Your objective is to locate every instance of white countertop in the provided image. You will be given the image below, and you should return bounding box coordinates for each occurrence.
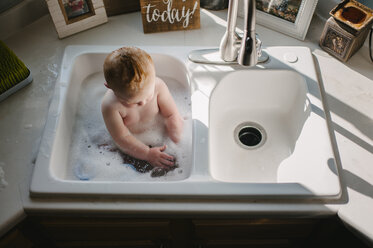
[0,9,372,244]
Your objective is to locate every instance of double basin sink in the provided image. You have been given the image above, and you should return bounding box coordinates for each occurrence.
[30,46,341,199]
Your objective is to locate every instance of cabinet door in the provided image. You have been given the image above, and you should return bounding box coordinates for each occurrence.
[192,218,318,247]
[31,217,172,248]
[193,239,291,248]
[0,228,33,248]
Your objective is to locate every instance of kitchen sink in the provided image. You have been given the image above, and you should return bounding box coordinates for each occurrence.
[30,46,340,199]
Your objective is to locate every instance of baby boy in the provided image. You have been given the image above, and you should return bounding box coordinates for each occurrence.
[101,47,183,168]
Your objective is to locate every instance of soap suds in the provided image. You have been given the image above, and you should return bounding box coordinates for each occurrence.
[66,72,192,181]
[0,163,8,191]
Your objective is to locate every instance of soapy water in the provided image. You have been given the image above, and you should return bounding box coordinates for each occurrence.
[66,72,192,181]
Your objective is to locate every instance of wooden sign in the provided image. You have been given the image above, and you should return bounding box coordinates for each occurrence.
[139,0,200,33]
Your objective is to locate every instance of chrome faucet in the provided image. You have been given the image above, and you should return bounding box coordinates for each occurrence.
[220,0,261,66]
[188,0,268,65]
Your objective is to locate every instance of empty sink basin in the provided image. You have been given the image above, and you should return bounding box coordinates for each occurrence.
[209,68,341,197]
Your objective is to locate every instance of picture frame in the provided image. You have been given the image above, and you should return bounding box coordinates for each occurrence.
[239,0,318,40]
[46,0,108,38]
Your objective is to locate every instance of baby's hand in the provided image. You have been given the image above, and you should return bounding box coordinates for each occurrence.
[146,145,175,168]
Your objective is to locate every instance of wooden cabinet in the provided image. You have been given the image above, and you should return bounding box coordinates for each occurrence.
[23,217,172,248]
[0,216,369,248]
[191,218,317,248]
[0,228,33,248]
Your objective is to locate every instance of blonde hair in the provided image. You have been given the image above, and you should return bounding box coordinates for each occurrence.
[103,47,153,97]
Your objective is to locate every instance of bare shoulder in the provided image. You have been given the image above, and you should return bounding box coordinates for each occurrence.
[101,90,115,110]
[101,90,125,116]
[155,77,169,94]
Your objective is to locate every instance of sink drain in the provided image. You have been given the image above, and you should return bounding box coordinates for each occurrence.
[234,122,266,149]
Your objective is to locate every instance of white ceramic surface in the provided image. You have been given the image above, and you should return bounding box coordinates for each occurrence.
[209,69,341,197]
[210,70,310,182]
[30,45,341,199]
[49,52,192,182]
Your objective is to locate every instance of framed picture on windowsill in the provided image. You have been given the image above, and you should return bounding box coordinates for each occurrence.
[239,0,318,40]
[46,0,108,39]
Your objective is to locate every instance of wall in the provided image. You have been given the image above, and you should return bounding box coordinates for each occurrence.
[0,0,48,40]
[315,0,340,21]
[0,0,25,13]
[0,0,372,41]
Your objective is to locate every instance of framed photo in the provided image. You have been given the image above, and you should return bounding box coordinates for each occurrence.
[46,0,108,38]
[239,0,318,40]
[59,0,95,24]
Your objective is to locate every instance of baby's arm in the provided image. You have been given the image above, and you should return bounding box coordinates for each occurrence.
[157,79,184,143]
[101,101,174,168]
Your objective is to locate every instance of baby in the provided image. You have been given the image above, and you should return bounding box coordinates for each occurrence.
[101,47,183,168]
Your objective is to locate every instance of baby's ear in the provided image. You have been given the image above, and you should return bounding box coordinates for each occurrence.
[104,82,110,89]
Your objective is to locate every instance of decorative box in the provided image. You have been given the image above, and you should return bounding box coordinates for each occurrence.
[319,0,373,62]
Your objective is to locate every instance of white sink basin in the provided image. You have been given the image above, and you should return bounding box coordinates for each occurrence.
[210,69,310,182]
[208,48,341,197]
[30,46,340,199]
[31,46,195,197]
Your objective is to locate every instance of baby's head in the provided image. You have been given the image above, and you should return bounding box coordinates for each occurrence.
[103,47,155,106]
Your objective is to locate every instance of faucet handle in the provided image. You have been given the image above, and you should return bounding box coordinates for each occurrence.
[255,34,262,58]
[255,34,270,63]
[220,30,241,62]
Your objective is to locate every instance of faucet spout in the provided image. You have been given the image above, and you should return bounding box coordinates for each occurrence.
[238,0,258,66]
[188,0,268,66]
[220,0,260,66]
